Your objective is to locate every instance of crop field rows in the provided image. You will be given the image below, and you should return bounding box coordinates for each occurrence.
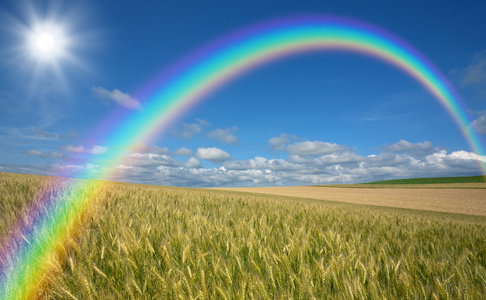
[0,172,485,299]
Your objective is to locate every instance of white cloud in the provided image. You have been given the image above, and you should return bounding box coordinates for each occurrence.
[91,86,142,110]
[288,154,314,164]
[7,138,485,188]
[129,144,193,156]
[317,151,364,165]
[288,152,364,166]
[382,139,438,156]
[268,133,303,151]
[144,146,482,187]
[126,153,178,167]
[207,127,239,145]
[287,141,349,156]
[204,140,484,186]
[224,157,299,171]
[174,147,193,156]
[196,147,231,162]
[153,166,279,187]
[61,144,107,155]
[425,150,486,165]
[366,152,413,168]
[185,157,202,168]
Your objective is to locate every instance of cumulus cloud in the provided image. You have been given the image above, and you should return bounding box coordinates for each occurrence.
[382,139,439,156]
[222,149,484,186]
[316,151,364,165]
[153,166,279,187]
[224,157,299,171]
[268,133,303,151]
[287,154,315,164]
[269,136,350,157]
[287,141,349,156]
[91,86,142,110]
[129,144,193,156]
[144,147,482,187]
[425,150,486,166]
[61,144,108,155]
[288,150,363,169]
[126,153,178,167]
[207,139,484,186]
[174,147,193,156]
[207,127,239,145]
[185,157,202,168]
[196,147,231,162]
[6,138,485,188]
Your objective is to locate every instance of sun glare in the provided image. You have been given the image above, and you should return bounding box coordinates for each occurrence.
[6,0,96,89]
[27,22,68,62]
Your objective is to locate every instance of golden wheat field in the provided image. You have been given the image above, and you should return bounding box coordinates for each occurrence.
[0,172,485,299]
[213,184,486,216]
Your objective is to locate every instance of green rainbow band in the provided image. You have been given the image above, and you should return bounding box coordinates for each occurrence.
[1,16,484,299]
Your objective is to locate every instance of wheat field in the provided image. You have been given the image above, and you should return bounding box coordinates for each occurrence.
[214,185,486,216]
[0,172,485,299]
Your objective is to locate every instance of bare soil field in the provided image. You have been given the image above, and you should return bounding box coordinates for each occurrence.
[321,182,486,189]
[213,185,486,216]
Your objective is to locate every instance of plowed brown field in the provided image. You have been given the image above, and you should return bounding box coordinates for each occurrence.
[214,185,486,216]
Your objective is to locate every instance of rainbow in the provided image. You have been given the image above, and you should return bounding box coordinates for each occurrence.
[1,15,485,299]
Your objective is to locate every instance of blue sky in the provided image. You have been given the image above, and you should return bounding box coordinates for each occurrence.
[0,0,485,187]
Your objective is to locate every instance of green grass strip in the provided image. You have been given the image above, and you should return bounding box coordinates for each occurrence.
[363,175,485,185]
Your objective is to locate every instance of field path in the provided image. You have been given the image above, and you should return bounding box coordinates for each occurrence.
[213,186,486,216]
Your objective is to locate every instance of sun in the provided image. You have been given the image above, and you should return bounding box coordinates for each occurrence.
[3,0,98,89]
[27,22,69,63]
[2,1,96,92]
